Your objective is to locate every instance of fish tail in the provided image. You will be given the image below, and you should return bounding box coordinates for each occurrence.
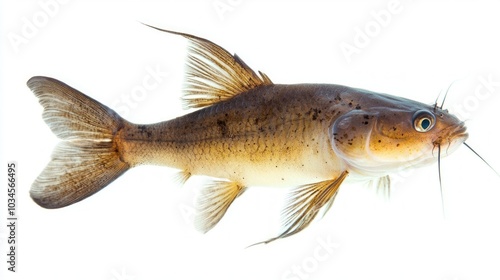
[28,76,130,208]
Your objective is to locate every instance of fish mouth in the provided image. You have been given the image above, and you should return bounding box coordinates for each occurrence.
[434,122,468,155]
[448,122,468,143]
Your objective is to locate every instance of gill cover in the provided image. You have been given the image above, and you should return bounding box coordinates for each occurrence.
[330,108,438,176]
[330,110,377,168]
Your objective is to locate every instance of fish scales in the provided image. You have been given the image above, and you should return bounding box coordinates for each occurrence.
[118,84,348,187]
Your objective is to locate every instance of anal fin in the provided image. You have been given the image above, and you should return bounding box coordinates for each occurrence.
[194,180,245,233]
[253,171,349,245]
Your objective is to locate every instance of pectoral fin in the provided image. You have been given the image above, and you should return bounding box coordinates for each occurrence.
[368,175,391,199]
[194,181,245,233]
[253,171,348,245]
[376,175,391,199]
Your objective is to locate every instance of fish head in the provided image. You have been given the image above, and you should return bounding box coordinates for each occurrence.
[330,93,468,177]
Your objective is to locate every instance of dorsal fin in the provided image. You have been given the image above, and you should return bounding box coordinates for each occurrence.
[143,24,273,109]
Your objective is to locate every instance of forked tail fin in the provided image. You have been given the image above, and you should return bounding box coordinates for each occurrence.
[28,76,130,208]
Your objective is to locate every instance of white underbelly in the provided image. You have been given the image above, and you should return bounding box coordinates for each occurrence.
[191,152,345,188]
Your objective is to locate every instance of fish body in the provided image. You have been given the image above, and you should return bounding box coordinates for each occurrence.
[120,84,346,187]
[119,83,465,185]
[29,27,468,242]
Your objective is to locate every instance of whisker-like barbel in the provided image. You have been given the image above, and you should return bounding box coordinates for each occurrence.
[437,144,446,218]
[463,142,500,178]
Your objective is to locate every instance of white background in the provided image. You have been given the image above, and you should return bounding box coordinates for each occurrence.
[1,1,500,280]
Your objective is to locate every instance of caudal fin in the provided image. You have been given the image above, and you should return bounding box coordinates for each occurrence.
[28,76,130,208]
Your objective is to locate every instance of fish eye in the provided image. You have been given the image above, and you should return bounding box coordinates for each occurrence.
[412,110,435,132]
